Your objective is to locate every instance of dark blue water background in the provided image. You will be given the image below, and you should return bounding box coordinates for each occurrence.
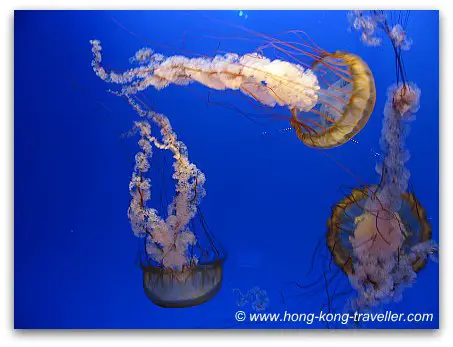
[14,10,439,329]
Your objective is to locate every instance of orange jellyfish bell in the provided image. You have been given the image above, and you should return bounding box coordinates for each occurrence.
[326,186,432,276]
[325,185,436,310]
[290,51,376,149]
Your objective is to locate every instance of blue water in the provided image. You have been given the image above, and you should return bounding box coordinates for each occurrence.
[14,10,439,329]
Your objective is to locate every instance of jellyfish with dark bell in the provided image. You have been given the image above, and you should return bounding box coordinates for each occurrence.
[127,96,226,308]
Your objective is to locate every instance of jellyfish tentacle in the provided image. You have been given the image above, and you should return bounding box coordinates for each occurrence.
[127,95,206,271]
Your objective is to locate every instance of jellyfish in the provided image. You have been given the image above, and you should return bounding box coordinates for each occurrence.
[348,10,413,85]
[347,10,385,47]
[127,95,225,308]
[327,185,436,310]
[290,51,375,148]
[233,286,269,312]
[324,11,437,311]
[90,32,375,148]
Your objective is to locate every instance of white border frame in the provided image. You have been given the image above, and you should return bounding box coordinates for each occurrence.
[2,1,451,345]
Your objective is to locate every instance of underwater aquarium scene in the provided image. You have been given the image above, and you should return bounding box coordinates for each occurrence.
[14,10,439,329]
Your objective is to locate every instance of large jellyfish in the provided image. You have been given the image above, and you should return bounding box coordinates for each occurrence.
[90,31,375,148]
[327,185,435,310]
[326,11,437,311]
[127,95,225,308]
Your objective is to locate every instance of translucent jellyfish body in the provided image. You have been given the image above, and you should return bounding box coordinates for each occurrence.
[327,186,435,310]
[347,10,384,47]
[391,82,420,117]
[377,83,420,211]
[290,51,376,148]
[348,11,413,51]
[128,97,225,308]
[233,286,269,312]
[143,260,223,308]
[90,39,375,149]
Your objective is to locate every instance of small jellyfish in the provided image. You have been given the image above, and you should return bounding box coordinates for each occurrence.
[389,24,413,51]
[347,10,385,47]
[348,10,413,52]
[233,288,251,308]
[348,10,414,86]
[233,286,269,312]
[251,287,270,312]
[391,82,420,117]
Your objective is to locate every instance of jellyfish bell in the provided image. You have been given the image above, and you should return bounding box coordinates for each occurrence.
[351,197,404,258]
[327,186,433,274]
[142,253,225,308]
[327,185,434,309]
[290,51,376,148]
[140,208,226,308]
